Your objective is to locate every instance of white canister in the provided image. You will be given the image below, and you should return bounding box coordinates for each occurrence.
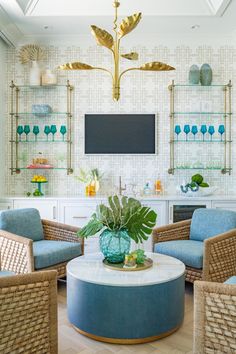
[29,61,41,86]
[41,69,57,85]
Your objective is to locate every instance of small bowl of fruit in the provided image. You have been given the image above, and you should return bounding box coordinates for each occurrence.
[31,175,48,196]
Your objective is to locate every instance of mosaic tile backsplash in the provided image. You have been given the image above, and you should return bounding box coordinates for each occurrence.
[4,43,236,196]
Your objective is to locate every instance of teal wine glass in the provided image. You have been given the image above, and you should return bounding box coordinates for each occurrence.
[200,125,207,141]
[208,125,215,141]
[183,124,190,141]
[191,125,198,140]
[218,125,225,141]
[44,125,51,141]
[23,125,30,141]
[174,125,181,141]
[60,125,67,141]
[50,125,57,141]
[33,126,40,141]
[17,125,24,141]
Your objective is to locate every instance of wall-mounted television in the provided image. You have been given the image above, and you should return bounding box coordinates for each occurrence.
[85,114,156,154]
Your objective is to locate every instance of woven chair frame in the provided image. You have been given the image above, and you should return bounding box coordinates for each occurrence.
[0,270,58,354]
[0,219,84,278]
[152,220,236,283]
[194,280,236,354]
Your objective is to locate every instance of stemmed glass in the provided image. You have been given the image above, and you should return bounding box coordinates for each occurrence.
[183,124,190,141]
[200,125,207,141]
[17,125,24,141]
[218,125,225,141]
[208,126,215,141]
[51,125,57,141]
[60,125,67,141]
[33,126,40,141]
[23,125,30,141]
[44,125,51,141]
[191,125,198,140]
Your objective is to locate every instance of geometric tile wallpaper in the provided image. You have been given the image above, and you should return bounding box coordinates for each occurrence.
[3,42,236,196]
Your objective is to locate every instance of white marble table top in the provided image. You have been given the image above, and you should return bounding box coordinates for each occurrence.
[67,252,185,287]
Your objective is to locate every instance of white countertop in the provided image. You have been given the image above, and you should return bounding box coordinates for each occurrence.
[1,194,236,201]
[66,252,185,287]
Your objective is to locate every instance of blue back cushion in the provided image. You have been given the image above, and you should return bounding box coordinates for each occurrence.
[190,208,236,242]
[0,208,44,241]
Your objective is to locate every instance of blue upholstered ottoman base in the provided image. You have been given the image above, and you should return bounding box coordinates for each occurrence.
[67,274,185,344]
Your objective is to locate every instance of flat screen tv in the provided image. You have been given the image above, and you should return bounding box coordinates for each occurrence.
[85,114,156,154]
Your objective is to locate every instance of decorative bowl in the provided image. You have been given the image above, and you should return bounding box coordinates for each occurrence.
[178,186,217,197]
[32,104,52,116]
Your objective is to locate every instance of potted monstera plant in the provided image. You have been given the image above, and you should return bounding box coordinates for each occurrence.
[78,195,157,264]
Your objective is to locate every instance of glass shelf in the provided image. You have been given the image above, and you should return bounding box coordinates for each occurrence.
[174,84,228,87]
[173,112,231,115]
[12,112,68,115]
[17,167,68,170]
[13,140,68,143]
[175,167,229,170]
[172,139,232,143]
[15,85,67,88]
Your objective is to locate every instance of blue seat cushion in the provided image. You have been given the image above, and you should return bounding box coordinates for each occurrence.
[33,240,82,269]
[190,208,236,242]
[0,270,15,277]
[0,208,44,241]
[224,276,236,285]
[154,240,203,269]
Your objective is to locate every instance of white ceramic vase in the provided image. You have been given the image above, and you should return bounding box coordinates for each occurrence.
[29,61,41,86]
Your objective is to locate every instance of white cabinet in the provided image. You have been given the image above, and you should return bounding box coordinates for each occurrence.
[59,200,102,254]
[212,201,236,212]
[13,199,58,221]
[0,202,12,211]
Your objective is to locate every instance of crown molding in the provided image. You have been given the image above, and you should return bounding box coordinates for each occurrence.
[205,0,231,16]
[0,5,23,46]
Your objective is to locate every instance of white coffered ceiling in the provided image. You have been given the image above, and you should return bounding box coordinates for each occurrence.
[0,0,235,45]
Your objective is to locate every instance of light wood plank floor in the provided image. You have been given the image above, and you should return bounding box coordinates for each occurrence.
[58,282,193,354]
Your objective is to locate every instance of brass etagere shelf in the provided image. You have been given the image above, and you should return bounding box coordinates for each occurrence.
[10,80,74,175]
[168,80,232,175]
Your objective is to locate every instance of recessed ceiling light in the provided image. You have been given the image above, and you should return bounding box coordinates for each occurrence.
[191,24,200,30]
[44,25,53,30]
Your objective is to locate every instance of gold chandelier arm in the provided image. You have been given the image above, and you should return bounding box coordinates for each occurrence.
[93,67,114,80]
[119,67,139,82]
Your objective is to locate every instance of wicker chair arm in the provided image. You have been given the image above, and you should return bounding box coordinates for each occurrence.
[0,230,34,273]
[42,219,84,254]
[193,280,236,354]
[152,219,191,251]
[203,229,236,282]
[0,270,58,354]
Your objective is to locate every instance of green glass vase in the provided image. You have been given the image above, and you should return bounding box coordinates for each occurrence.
[99,229,131,263]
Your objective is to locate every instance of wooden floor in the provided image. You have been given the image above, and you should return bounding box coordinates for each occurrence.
[58,282,194,354]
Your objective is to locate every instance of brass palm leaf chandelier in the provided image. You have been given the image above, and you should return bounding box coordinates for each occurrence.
[58,0,175,101]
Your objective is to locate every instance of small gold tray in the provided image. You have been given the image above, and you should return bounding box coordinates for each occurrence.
[103,258,153,271]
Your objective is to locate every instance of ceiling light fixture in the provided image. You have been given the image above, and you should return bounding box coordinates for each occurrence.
[58,0,175,101]
[191,24,200,30]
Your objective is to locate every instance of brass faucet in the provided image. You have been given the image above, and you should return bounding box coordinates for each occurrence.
[119,176,126,196]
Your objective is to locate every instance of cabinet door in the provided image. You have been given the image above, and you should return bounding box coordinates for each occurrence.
[0,202,12,211]
[13,200,58,221]
[212,201,236,212]
[133,201,167,252]
[59,201,101,254]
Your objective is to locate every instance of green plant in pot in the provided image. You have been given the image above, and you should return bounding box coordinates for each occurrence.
[78,195,157,263]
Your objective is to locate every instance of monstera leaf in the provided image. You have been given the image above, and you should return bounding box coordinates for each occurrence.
[139,61,175,71]
[58,62,94,70]
[121,52,139,60]
[119,12,142,38]
[77,195,157,243]
[78,214,103,238]
[91,25,114,50]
